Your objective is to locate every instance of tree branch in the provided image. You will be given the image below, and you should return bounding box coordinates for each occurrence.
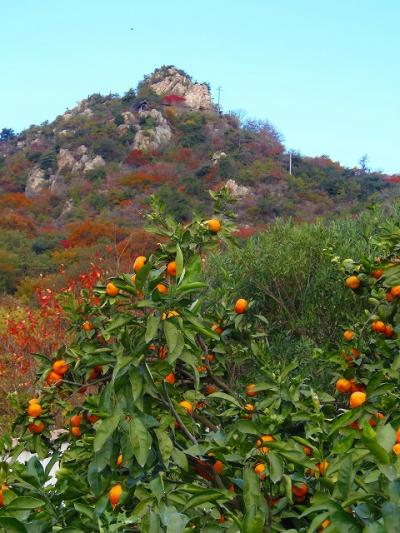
[162,383,198,445]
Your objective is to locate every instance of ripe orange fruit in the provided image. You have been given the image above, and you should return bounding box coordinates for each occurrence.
[158,346,168,360]
[234,298,248,314]
[336,378,352,393]
[52,360,69,375]
[396,427,400,443]
[246,383,257,397]
[204,384,217,395]
[207,219,221,233]
[292,483,308,500]
[373,269,383,279]
[317,460,329,476]
[165,372,175,385]
[167,261,177,276]
[369,412,385,427]
[387,291,394,302]
[87,414,99,424]
[117,454,123,466]
[82,321,93,331]
[392,443,400,455]
[254,463,266,479]
[28,421,45,434]
[106,282,119,296]
[46,371,62,386]
[205,353,216,362]
[349,421,360,430]
[390,285,400,297]
[244,404,255,412]
[108,483,123,509]
[343,330,354,341]
[133,255,147,272]
[346,276,360,289]
[320,519,331,530]
[372,320,386,333]
[229,483,235,493]
[350,347,361,358]
[197,365,207,373]
[211,323,223,335]
[70,414,82,427]
[89,365,102,380]
[179,400,193,415]
[304,446,312,456]
[217,514,225,524]
[27,402,42,417]
[70,426,81,438]
[213,460,224,474]
[256,434,274,454]
[156,283,168,294]
[350,391,366,408]
[385,325,394,337]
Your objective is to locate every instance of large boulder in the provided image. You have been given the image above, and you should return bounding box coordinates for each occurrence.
[149,66,213,111]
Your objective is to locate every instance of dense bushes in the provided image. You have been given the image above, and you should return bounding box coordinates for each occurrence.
[207,206,400,376]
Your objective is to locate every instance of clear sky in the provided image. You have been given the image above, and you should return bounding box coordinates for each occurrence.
[1,0,399,174]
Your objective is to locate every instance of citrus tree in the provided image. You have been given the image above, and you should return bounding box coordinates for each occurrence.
[0,190,400,532]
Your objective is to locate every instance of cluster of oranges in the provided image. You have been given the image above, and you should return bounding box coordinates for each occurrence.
[70,414,82,438]
[27,399,45,434]
[45,359,69,387]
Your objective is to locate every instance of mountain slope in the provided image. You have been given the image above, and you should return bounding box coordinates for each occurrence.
[0,65,398,293]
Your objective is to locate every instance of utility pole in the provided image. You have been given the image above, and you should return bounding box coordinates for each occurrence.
[217,86,222,113]
[289,152,292,175]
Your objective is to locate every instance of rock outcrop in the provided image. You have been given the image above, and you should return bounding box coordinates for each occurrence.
[133,109,172,151]
[25,167,47,197]
[149,67,212,111]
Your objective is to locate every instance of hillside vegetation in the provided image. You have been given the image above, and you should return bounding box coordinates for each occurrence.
[0,65,398,296]
[1,192,400,531]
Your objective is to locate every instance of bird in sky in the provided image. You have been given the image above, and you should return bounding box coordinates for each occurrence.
[130,27,134,30]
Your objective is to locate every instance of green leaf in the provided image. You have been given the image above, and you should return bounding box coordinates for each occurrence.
[7,496,46,510]
[184,489,230,510]
[164,321,179,353]
[128,418,152,467]
[383,502,400,531]
[129,367,144,401]
[268,452,284,483]
[175,244,184,278]
[73,502,94,519]
[145,315,160,343]
[377,424,396,453]
[172,448,188,471]
[361,437,391,464]
[328,409,360,436]
[334,454,353,500]
[234,420,259,435]
[207,391,241,407]
[161,506,189,533]
[155,428,174,464]
[93,413,121,453]
[243,506,267,533]
[0,518,27,533]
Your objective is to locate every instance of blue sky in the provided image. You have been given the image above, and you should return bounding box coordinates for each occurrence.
[1,0,399,173]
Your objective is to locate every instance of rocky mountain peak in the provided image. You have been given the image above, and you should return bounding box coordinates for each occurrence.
[148,66,213,111]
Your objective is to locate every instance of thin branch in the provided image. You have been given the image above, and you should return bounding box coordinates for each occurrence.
[162,383,198,445]
[193,412,219,432]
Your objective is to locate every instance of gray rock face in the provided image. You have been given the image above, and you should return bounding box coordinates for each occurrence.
[133,109,172,151]
[225,179,250,198]
[149,67,212,110]
[25,167,47,197]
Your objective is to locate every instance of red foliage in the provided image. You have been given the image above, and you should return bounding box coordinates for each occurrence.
[384,176,400,184]
[234,226,257,239]
[125,149,149,167]
[66,220,124,248]
[162,94,186,105]
[0,193,33,210]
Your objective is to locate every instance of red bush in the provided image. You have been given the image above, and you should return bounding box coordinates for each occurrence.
[162,94,186,105]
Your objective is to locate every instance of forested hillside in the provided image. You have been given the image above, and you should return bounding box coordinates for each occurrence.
[0,65,398,295]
